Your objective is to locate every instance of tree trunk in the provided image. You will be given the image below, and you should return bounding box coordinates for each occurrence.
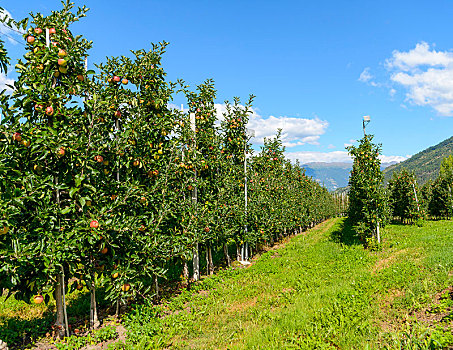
[223,243,231,267]
[154,274,159,301]
[236,243,241,261]
[183,259,189,285]
[207,243,214,275]
[54,274,66,338]
[90,280,100,329]
[193,243,199,281]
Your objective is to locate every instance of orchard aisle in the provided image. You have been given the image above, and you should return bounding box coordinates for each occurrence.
[122,217,453,349]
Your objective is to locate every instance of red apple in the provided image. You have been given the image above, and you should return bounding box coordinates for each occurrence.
[58,49,66,57]
[113,76,120,82]
[12,132,21,142]
[121,283,130,292]
[49,28,56,34]
[121,78,128,85]
[76,74,84,81]
[57,147,65,157]
[101,247,108,254]
[34,295,44,304]
[204,226,210,233]
[114,110,121,118]
[34,28,43,34]
[46,106,54,116]
[94,155,103,163]
[57,58,67,66]
[26,36,35,44]
[90,220,99,229]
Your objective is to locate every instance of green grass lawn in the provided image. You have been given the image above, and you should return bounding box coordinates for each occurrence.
[122,218,453,349]
[1,218,453,349]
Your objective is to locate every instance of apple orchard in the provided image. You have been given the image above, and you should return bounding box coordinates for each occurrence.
[0,1,337,336]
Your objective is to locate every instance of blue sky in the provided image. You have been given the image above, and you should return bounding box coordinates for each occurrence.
[2,0,453,164]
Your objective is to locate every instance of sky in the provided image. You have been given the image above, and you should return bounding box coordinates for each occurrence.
[2,0,453,164]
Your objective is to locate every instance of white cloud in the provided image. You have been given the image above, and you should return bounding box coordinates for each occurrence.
[358,67,379,86]
[285,151,352,164]
[387,42,453,71]
[215,103,328,147]
[285,150,408,165]
[343,139,356,148]
[387,42,453,116]
[379,154,409,163]
[0,72,14,91]
[359,67,373,82]
[327,144,336,149]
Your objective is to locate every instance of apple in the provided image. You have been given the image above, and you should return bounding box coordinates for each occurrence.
[34,28,43,34]
[52,42,58,47]
[76,283,83,290]
[46,106,54,116]
[12,132,21,142]
[58,49,66,57]
[112,272,119,279]
[139,224,145,231]
[103,160,109,166]
[101,247,108,254]
[121,283,130,292]
[140,196,146,204]
[59,66,68,74]
[21,140,30,147]
[76,74,84,81]
[113,76,120,82]
[204,226,210,233]
[57,58,67,66]
[90,220,99,229]
[53,70,60,77]
[132,160,140,167]
[34,295,44,304]
[0,226,9,235]
[121,78,128,85]
[57,147,65,157]
[114,110,121,118]
[94,155,103,163]
[49,28,56,34]
[26,36,35,44]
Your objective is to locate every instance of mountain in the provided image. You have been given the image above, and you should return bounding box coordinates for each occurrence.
[302,162,352,191]
[303,161,399,192]
[383,136,453,185]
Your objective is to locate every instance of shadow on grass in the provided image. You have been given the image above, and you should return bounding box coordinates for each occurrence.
[0,286,113,349]
[329,218,362,246]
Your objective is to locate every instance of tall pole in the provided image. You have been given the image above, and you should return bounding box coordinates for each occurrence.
[190,112,199,281]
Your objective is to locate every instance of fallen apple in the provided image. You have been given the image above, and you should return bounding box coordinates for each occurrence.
[34,295,44,304]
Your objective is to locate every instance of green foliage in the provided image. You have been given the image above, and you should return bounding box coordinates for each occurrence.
[347,134,389,244]
[388,168,422,223]
[55,325,118,350]
[384,135,453,186]
[0,2,336,342]
[423,155,453,219]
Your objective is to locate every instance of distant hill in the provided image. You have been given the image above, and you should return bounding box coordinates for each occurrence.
[303,161,399,192]
[302,162,352,191]
[383,136,453,185]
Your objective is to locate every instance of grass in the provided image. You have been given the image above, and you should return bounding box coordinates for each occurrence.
[1,218,453,349]
[122,218,453,349]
